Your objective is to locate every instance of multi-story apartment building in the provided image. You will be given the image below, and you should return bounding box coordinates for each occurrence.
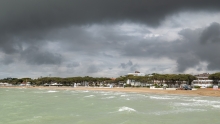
[191,73,213,88]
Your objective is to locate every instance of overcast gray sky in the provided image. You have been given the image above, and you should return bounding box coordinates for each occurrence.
[1,0,220,78]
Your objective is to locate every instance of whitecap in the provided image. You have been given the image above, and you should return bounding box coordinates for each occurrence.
[47,90,58,93]
[118,106,136,112]
[102,96,115,99]
[176,103,191,106]
[181,99,220,108]
[212,105,220,108]
[150,108,206,115]
[150,96,175,100]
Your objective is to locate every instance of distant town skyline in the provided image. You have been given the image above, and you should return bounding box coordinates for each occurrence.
[1,0,220,79]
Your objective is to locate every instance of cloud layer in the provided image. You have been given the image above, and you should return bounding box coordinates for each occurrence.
[1,0,220,78]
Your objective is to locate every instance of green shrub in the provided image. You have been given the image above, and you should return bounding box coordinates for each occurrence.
[125,84,131,87]
[155,84,162,88]
[194,86,201,88]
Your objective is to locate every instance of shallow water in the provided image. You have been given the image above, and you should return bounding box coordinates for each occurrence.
[0,88,220,124]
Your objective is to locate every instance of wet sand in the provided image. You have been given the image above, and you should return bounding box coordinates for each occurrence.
[2,86,220,97]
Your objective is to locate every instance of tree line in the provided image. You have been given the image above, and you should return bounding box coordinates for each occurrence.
[1,72,220,86]
[0,76,114,86]
[208,72,220,84]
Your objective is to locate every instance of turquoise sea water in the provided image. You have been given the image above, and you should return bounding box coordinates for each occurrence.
[0,88,220,124]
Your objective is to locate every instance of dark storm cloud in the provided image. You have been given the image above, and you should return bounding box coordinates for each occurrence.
[1,56,14,65]
[1,0,220,31]
[1,0,220,41]
[1,0,220,76]
[1,0,220,55]
[120,60,133,69]
[0,36,22,54]
[87,65,100,73]
[120,22,220,72]
[187,23,220,71]
[44,24,143,56]
[200,22,220,44]
[21,46,62,65]
[130,64,140,72]
[176,56,200,72]
[67,62,80,68]
[119,60,140,71]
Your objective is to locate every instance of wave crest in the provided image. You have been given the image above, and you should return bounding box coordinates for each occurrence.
[118,106,136,112]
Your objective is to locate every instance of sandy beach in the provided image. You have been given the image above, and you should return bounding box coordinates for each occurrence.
[2,86,220,97]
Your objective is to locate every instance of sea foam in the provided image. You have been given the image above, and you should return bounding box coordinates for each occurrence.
[212,105,220,109]
[102,96,115,99]
[150,96,175,100]
[118,106,136,112]
[47,90,58,93]
[150,108,206,115]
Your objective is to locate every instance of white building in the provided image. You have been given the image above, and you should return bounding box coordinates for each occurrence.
[126,71,145,86]
[192,73,213,88]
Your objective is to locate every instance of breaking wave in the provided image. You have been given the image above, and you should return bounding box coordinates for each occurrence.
[118,106,136,112]
[47,90,59,93]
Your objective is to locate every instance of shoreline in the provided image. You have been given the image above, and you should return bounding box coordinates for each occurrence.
[1,86,220,97]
